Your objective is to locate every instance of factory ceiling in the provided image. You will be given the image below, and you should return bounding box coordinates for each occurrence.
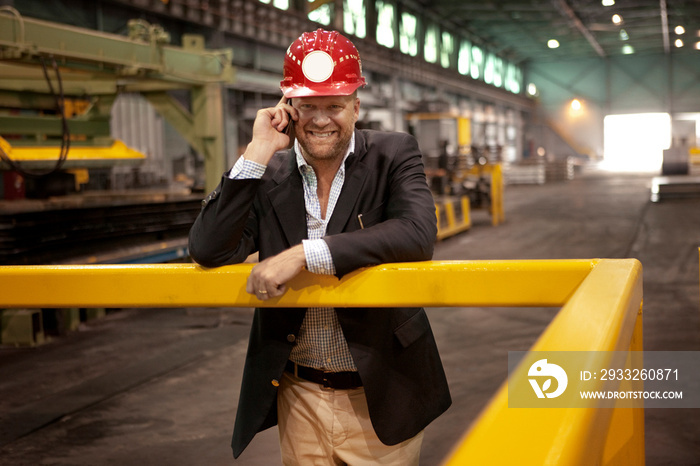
[418,0,700,63]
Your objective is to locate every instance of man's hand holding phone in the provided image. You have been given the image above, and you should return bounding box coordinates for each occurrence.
[242,96,297,166]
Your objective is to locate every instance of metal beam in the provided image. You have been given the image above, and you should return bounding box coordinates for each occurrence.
[660,0,671,54]
[143,91,202,154]
[0,12,233,86]
[144,85,227,193]
[192,83,227,192]
[0,115,110,138]
[553,0,606,58]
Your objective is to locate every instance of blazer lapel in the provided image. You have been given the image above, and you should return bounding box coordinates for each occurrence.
[267,151,307,247]
[326,131,368,235]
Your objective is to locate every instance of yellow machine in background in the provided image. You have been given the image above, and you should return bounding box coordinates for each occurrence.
[0,10,233,197]
[407,112,504,240]
[0,136,145,169]
[689,147,700,176]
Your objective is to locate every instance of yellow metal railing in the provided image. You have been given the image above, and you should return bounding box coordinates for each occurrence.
[0,259,643,465]
[444,259,644,466]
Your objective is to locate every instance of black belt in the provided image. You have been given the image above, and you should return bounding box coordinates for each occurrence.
[285,360,362,389]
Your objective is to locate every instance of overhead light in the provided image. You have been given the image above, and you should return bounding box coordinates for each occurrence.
[571,99,582,111]
[602,0,615,5]
[527,83,538,96]
[695,41,700,50]
[548,39,560,49]
[675,25,685,35]
[619,29,629,41]
[622,44,634,54]
[612,14,623,25]
[675,39,684,48]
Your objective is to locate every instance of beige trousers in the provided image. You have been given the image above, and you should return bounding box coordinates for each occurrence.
[277,372,424,466]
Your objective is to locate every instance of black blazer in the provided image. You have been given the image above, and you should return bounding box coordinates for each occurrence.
[189,129,451,458]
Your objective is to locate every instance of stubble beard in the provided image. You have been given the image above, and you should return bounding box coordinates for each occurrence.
[296,126,353,165]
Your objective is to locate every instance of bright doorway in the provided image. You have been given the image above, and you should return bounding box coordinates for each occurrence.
[602,113,671,172]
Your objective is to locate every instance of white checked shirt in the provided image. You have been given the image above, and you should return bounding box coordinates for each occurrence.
[228,135,357,372]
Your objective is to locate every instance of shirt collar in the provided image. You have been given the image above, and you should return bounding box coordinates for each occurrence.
[294,132,355,174]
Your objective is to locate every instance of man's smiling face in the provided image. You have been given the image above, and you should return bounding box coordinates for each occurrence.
[292,93,360,164]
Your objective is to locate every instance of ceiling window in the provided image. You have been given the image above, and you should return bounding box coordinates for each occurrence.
[399,12,418,56]
[259,0,289,9]
[458,40,471,75]
[470,45,484,80]
[505,63,522,94]
[308,0,332,25]
[440,31,454,68]
[376,0,396,48]
[344,0,366,38]
[424,24,439,63]
[493,57,504,87]
[484,55,494,84]
[484,55,503,87]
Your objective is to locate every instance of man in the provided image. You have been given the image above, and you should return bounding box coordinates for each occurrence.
[189,29,451,465]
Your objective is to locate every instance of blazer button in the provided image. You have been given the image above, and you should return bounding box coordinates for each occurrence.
[286,334,296,343]
[271,379,280,387]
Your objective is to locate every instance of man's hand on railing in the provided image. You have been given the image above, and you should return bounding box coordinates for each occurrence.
[245,244,307,301]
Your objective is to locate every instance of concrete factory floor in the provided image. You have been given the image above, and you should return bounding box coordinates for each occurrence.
[1,166,699,465]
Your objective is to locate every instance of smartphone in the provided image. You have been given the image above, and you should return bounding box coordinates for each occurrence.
[283,114,293,136]
[283,99,294,148]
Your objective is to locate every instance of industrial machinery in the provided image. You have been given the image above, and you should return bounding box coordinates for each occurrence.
[407,110,504,240]
[0,9,233,264]
[653,120,700,202]
[0,9,233,194]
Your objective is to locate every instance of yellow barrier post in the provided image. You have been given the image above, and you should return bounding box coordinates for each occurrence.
[461,195,471,230]
[465,163,504,226]
[0,259,643,464]
[491,163,505,226]
[436,196,472,241]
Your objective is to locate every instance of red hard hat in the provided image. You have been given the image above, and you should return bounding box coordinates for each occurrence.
[280,29,367,98]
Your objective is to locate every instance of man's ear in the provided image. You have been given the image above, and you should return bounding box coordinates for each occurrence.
[353,97,360,123]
